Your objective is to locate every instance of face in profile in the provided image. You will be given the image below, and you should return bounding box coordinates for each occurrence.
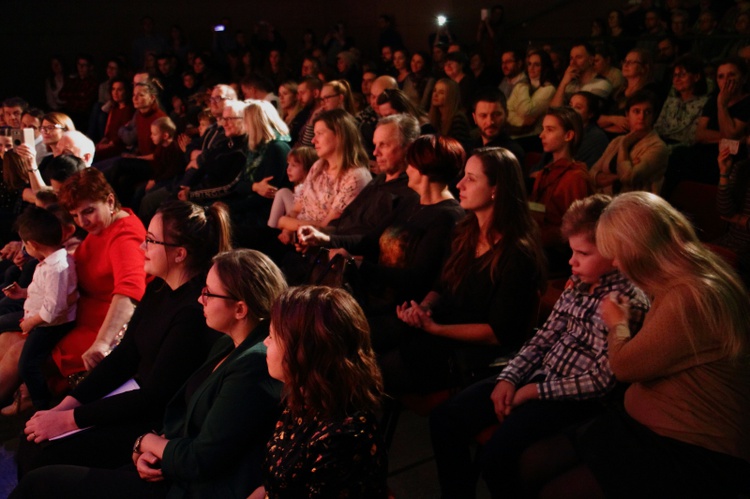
[456,155,495,213]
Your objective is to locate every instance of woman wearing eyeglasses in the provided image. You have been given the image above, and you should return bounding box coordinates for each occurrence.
[13,249,287,499]
[17,200,231,475]
[598,48,658,134]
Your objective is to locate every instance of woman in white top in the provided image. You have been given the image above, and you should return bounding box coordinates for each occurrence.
[507,49,557,139]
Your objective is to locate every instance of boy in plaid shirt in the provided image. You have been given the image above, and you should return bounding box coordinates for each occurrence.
[430,194,650,499]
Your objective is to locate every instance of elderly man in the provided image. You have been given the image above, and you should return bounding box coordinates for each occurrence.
[360,75,398,157]
[551,42,612,107]
[298,113,420,253]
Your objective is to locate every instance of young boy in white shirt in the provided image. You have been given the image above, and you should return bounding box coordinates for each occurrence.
[4,206,77,409]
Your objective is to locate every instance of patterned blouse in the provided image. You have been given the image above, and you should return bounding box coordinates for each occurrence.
[263,407,388,498]
[654,94,709,146]
[297,160,372,224]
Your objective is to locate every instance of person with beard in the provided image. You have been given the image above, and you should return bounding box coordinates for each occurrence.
[470,89,525,165]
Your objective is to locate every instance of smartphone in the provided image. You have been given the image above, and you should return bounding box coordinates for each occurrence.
[2,283,17,292]
[11,128,35,150]
[213,25,225,32]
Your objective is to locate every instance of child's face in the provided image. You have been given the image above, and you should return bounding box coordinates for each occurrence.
[568,233,615,284]
[150,125,164,146]
[286,156,307,184]
[198,119,211,136]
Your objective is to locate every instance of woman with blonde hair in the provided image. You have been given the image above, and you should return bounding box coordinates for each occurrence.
[523,191,750,498]
[598,48,656,134]
[428,78,471,149]
[278,81,301,125]
[277,109,371,237]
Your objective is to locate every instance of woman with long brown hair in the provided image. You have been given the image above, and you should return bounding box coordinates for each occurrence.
[382,147,546,393]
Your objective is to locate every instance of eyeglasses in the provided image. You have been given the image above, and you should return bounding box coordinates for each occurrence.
[200,286,237,305]
[144,236,180,247]
[320,94,341,101]
[40,124,65,133]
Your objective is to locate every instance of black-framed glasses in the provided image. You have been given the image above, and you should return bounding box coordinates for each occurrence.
[320,93,341,101]
[200,286,237,305]
[144,236,180,247]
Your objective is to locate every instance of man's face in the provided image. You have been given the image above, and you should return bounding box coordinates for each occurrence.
[157,58,171,75]
[644,11,660,31]
[297,83,317,107]
[373,123,407,177]
[77,58,92,79]
[209,88,228,116]
[369,81,387,115]
[361,72,377,96]
[301,59,316,77]
[473,101,505,142]
[672,15,688,36]
[657,40,676,62]
[501,52,521,78]
[3,106,23,129]
[54,135,78,158]
[698,12,715,34]
[21,114,41,139]
[569,46,592,72]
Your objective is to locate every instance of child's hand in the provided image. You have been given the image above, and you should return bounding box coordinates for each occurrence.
[491,381,516,422]
[20,318,33,334]
[3,283,25,300]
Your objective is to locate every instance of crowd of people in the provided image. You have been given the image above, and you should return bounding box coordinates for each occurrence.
[1,1,750,497]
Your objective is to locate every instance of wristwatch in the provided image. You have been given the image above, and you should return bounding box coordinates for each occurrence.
[133,432,149,454]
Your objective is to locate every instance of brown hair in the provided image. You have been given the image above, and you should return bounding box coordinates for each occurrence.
[157,200,233,277]
[323,80,356,115]
[312,109,369,174]
[2,150,31,190]
[287,146,318,174]
[270,286,383,418]
[428,78,464,137]
[15,205,63,247]
[41,112,75,132]
[58,168,120,212]
[561,194,612,242]
[442,147,546,293]
[406,135,464,184]
[211,249,287,323]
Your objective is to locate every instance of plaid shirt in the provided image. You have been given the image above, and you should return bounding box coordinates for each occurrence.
[496,270,650,401]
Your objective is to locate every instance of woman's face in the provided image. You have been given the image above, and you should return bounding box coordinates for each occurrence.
[51,58,63,75]
[717,63,744,96]
[133,87,155,112]
[193,57,206,74]
[106,61,120,80]
[41,119,64,146]
[622,51,645,79]
[264,322,286,382]
[222,107,245,137]
[319,85,343,112]
[269,50,281,67]
[141,213,171,278]
[111,82,126,104]
[431,81,448,108]
[539,115,572,154]
[411,54,425,73]
[69,196,115,236]
[378,102,397,117]
[569,94,592,124]
[312,120,338,159]
[381,46,393,63]
[393,51,408,71]
[456,156,495,213]
[286,156,307,184]
[200,265,236,333]
[527,54,542,80]
[278,85,297,110]
[608,11,621,29]
[592,54,608,74]
[672,66,699,95]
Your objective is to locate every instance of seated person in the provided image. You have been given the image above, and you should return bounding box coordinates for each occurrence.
[252,286,388,498]
[522,192,750,499]
[379,148,546,394]
[654,55,710,147]
[428,78,472,151]
[296,114,420,255]
[569,91,609,169]
[429,194,649,499]
[13,249,288,499]
[7,207,77,411]
[590,91,669,194]
[507,49,557,150]
[530,107,593,270]
[550,41,613,108]
[277,109,372,239]
[469,89,525,165]
[268,146,317,229]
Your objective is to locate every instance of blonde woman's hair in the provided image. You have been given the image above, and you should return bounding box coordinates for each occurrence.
[322,79,356,115]
[428,78,463,137]
[597,192,750,360]
[243,99,289,151]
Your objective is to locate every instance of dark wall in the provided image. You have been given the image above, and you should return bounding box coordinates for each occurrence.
[0,0,615,107]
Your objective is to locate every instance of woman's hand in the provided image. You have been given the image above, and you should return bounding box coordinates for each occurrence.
[600,293,630,330]
[82,339,110,371]
[136,452,164,482]
[24,409,78,442]
[396,300,428,328]
[277,229,295,245]
[718,77,737,107]
[253,176,278,198]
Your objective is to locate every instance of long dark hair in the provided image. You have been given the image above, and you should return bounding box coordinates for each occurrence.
[441,147,545,293]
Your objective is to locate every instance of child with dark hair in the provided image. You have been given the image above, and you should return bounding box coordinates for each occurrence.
[430,194,650,499]
[3,206,77,410]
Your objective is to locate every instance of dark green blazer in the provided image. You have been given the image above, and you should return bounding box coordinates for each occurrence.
[160,321,282,499]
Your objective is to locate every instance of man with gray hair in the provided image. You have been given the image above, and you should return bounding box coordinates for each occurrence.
[298,113,420,252]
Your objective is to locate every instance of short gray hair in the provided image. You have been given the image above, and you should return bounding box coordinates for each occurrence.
[377,114,419,147]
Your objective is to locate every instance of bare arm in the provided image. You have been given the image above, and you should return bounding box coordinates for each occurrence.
[81,294,137,371]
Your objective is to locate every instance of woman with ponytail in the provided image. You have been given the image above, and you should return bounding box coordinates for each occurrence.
[17,200,233,474]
